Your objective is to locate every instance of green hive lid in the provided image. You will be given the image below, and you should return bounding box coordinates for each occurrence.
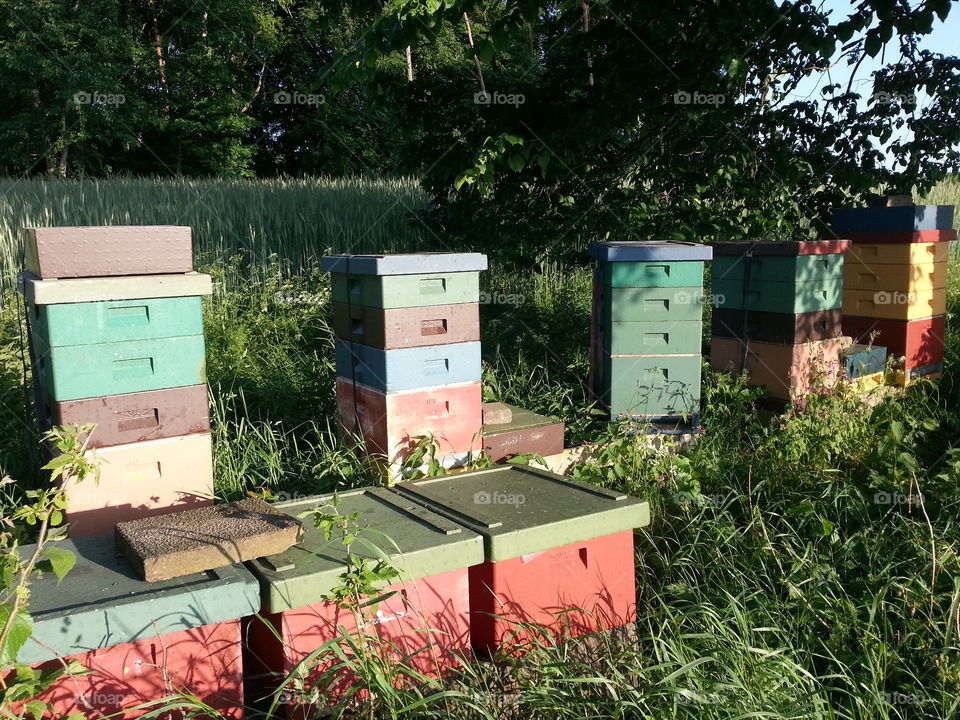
[588,241,713,262]
[391,466,651,562]
[246,487,485,613]
[19,533,260,665]
[320,253,488,275]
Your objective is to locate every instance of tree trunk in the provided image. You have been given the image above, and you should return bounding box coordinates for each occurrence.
[581,1,594,86]
[405,45,414,82]
[463,12,487,95]
[149,1,170,116]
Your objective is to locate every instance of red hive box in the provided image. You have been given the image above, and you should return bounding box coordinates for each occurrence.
[710,336,849,401]
[335,379,482,463]
[41,384,210,449]
[332,302,480,349]
[14,533,260,719]
[243,488,484,713]
[841,315,945,369]
[393,466,650,655]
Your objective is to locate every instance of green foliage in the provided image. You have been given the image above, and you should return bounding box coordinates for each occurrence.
[0,425,97,718]
[300,496,400,612]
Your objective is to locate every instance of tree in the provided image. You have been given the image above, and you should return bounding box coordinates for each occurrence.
[330,0,960,261]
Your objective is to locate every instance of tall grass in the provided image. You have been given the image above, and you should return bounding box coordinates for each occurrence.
[0,175,958,718]
[0,176,432,290]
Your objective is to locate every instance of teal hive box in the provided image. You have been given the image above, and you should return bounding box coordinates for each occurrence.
[331,272,481,309]
[31,296,203,347]
[598,355,702,419]
[18,532,260,665]
[588,241,712,263]
[602,320,702,356]
[324,252,487,310]
[600,286,706,323]
[601,261,704,288]
[712,277,843,313]
[712,254,843,284]
[33,334,207,401]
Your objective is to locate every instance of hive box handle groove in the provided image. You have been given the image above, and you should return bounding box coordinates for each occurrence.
[115,408,160,432]
[113,357,155,380]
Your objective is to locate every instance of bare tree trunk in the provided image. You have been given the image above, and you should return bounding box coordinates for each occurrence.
[57,111,69,177]
[405,45,414,82]
[149,1,170,116]
[581,1,594,86]
[463,12,487,95]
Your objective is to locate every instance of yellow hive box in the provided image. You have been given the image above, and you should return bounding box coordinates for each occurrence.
[843,259,947,293]
[850,371,886,392]
[843,287,946,320]
[845,241,949,268]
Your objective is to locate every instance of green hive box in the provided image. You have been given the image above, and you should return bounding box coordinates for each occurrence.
[245,487,485,612]
[599,355,702,418]
[392,465,650,562]
[18,532,260,665]
[600,286,705,323]
[712,277,843,314]
[32,334,206,401]
[331,272,480,309]
[601,261,704,288]
[602,320,702,356]
[712,254,843,284]
[31,296,203,347]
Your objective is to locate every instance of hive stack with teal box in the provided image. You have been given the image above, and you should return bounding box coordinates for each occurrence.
[831,203,954,386]
[709,240,851,403]
[588,241,712,429]
[322,253,486,478]
[18,226,214,537]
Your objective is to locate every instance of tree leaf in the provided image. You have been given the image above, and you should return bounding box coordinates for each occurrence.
[0,604,34,665]
[39,546,76,581]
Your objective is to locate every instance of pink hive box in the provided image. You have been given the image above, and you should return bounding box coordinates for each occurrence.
[62,432,214,536]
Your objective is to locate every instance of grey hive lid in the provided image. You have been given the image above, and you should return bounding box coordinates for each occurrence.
[391,465,651,562]
[320,253,488,275]
[831,205,954,233]
[245,487,485,613]
[588,241,713,262]
[20,533,260,665]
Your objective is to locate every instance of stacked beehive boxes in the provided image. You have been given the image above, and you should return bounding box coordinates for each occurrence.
[588,241,712,427]
[709,240,850,403]
[19,226,214,536]
[832,204,954,386]
[322,253,486,476]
